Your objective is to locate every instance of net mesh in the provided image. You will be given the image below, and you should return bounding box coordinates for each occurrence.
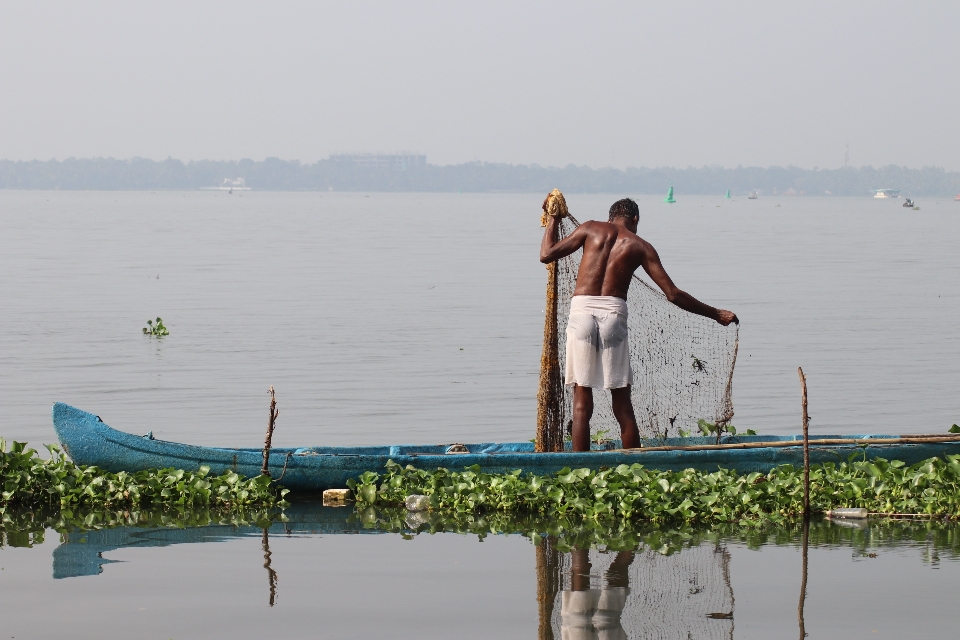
[547,544,735,640]
[537,199,739,447]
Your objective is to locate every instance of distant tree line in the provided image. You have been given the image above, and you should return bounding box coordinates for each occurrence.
[1,156,958,196]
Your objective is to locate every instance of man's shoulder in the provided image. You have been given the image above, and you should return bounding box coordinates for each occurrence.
[580,220,616,234]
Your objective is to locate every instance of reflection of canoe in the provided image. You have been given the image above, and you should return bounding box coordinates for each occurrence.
[53,502,377,579]
[53,403,960,491]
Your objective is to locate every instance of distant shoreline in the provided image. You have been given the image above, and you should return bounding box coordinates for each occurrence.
[2,158,958,197]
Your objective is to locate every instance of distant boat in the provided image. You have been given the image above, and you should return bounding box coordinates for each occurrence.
[874,189,900,199]
[748,191,758,200]
[664,183,676,203]
[903,199,914,208]
[725,189,731,199]
[955,193,960,201]
[202,178,251,192]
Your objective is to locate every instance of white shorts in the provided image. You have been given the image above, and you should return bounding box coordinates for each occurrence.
[564,295,633,390]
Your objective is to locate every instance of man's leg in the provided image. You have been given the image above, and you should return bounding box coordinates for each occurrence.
[571,548,592,591]
[572,384,593,452]
[611,386,641,449]
[605,550,635,589]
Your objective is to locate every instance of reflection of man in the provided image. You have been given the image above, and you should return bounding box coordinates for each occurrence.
[540,197,737,451]
[560,549,635,640]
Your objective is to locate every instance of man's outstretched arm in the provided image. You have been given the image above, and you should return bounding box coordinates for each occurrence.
[641,244,739,326]
[540,216,588,264]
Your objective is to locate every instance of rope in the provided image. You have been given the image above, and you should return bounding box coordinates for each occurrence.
[273,452,293,483]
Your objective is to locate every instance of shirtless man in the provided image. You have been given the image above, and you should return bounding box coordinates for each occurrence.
[540,197,738,452]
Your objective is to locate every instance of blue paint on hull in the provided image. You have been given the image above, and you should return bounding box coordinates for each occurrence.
[53,403,960,492]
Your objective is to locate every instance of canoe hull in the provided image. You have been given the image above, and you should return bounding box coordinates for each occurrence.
[52,403,960,492]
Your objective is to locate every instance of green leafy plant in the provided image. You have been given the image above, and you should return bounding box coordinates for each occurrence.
[348,454,960,526]
[591,429,611,445]
[697,419,757,442]
[0,439,287,513]
[142,317,169,337]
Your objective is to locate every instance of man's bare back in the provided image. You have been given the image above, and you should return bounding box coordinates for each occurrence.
[540,199,738,325]
[539,196,737,451]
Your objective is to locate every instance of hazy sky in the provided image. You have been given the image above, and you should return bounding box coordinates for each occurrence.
[2,1,958,170]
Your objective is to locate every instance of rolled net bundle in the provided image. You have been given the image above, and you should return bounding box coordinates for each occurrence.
[537,192,738,449]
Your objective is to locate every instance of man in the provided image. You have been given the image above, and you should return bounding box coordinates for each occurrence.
[540,197,738,452]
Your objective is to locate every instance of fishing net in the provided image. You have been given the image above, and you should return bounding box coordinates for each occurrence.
[536,190,739,450]
[542,543,735,640]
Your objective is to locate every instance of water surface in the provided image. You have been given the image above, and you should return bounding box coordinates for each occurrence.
[3,505,959,639]
[1,191,958,448]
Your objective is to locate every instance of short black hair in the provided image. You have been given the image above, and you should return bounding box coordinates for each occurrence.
[608,198,639,221]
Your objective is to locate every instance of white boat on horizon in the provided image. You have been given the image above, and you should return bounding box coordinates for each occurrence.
[202,178,251,192]
[874,189,900,199]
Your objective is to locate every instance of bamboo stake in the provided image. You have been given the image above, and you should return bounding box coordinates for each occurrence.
[798,367,810,517]
[261,386,279,477]
[603,434,960,455]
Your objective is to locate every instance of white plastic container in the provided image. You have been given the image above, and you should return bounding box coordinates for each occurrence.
[826,508,868,519]
[405,494,430,512]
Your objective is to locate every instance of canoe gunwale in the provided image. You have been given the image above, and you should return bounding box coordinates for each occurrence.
[52,402,960,492]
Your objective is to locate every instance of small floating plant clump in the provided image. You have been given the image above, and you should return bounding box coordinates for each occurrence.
[142,317,169,337]
[349,455,960,525]
[0,439,288,512]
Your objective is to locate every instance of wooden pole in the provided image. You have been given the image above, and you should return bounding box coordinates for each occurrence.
[604,434,960,455]
[797,516,809,639]
[262,386,279,477]
[798,368,810,517]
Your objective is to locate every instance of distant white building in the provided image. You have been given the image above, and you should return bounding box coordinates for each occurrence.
[329,152,426,170]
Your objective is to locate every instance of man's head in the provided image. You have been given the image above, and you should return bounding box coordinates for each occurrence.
[608,198,639,231]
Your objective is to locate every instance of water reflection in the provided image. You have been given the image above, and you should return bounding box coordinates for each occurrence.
[561,549,634,640]
[4,503,959,638]
[798,517,809,640]
[261,529,278,607]
[545,544,734,640]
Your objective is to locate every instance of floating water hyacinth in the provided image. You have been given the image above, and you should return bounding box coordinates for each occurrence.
[349,454,960,525]
[142,317,169,337]
[0,439,287,511]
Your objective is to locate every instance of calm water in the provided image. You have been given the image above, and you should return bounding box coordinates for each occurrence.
[1,191,958,448]
[2,507,960,639]
[2,190,960,637]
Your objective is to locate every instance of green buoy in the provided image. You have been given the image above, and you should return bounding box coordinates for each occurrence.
[725,189,731,198]
[664,183,676,203]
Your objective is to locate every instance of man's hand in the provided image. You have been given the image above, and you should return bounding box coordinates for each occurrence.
[716,309,739,326]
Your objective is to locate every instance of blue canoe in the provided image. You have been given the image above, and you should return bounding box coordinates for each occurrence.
[53,403,960,492]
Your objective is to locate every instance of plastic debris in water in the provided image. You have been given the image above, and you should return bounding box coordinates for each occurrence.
[405,494,430,512]
[826,508,868,519]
